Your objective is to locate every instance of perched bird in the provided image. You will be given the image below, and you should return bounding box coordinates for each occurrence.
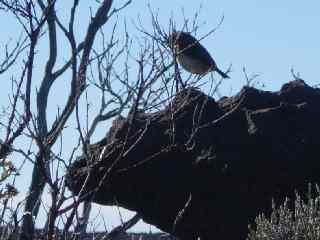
[168,31,230,78]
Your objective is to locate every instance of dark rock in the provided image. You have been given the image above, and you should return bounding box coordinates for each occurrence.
[66,80,320,240]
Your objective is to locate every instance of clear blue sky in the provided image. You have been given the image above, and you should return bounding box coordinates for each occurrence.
[0,0,319,233]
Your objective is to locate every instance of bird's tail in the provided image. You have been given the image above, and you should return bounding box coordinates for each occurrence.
[216,67,230,79]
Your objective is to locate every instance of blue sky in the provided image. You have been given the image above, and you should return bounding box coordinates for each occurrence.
[0,0,319,233]
[130,0,320,90]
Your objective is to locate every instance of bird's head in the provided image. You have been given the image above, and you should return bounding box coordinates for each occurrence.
[168,31,198,52]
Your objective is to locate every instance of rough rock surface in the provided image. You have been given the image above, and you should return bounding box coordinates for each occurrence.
[66,80,320,240]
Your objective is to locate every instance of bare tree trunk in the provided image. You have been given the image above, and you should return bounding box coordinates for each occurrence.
[74,201,92,239]
[20,165,46,240]
[20,150,50,240]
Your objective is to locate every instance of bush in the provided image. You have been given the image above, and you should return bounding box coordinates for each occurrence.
[248,185,320,240]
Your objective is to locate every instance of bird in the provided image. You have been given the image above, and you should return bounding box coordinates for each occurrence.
[168,31,230,78]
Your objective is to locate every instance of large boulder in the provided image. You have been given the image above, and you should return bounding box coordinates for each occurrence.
[66,80,320,240]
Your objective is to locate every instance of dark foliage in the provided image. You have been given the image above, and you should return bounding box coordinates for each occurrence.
[66,80,320,240]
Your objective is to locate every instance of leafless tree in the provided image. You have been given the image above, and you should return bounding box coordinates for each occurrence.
[0,1,228,240]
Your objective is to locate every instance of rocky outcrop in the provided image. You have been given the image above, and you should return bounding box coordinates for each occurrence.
[66,80,320,240]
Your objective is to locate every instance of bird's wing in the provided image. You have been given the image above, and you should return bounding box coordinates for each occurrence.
[179,42,216,67]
